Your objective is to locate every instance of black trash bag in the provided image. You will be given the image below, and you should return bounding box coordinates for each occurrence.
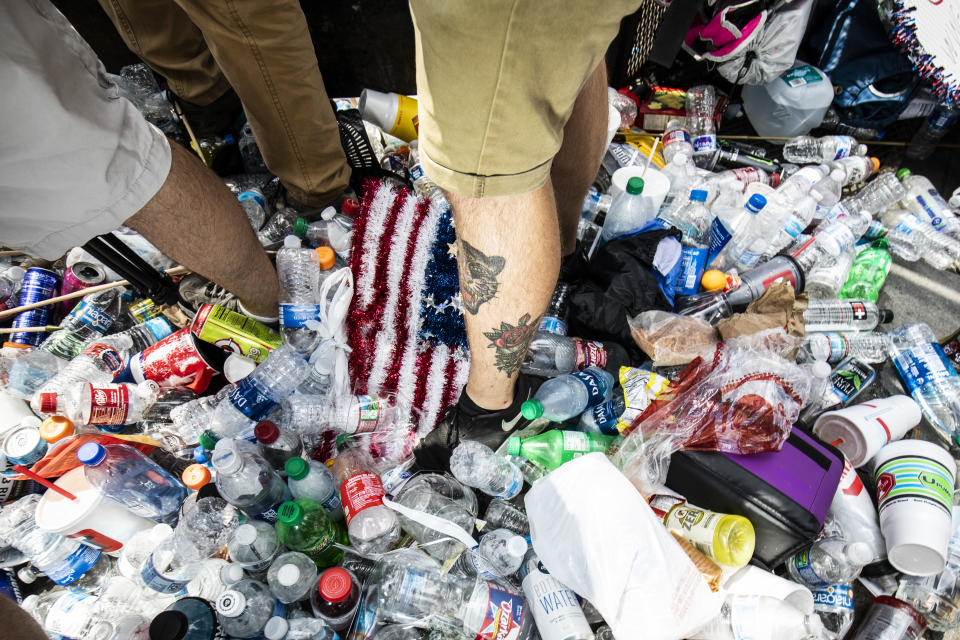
[567,228,680,362]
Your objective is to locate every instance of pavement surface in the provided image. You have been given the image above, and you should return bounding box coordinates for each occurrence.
[879,255,960,342]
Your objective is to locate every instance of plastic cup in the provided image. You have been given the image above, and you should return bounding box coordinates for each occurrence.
[0,390,37,436]
[34,466,155,553]
[610,166,670,213]
[725,564,814,614]
[814,395,922,467]
[873,439,956,576]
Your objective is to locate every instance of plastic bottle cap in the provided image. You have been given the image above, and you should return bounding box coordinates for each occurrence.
[319,568,353,603]
[320,206,338,221]
[2,342,31,350]
[746,193,767,213]
[221,563,245,585]
[254,420,280,444]
[198,431,219,451]
[506,536,528,558]
[234,523,259,546]
[811,361,831,380]
[520,399,543,421]
[870,157,881,173]
[690,189,708,202]
[76,442,106,466]
[223,354,257,383]
[873,237,890,250]
[316,247,336,270]
[149,610,189,640]
[39,416,74,443]
[276,563,301,587]
[506,437,523,456]
[625,177,645,195]
[847,541,874,565]
[293,218,308,239]
[277,501,303,526]
[283,234,301,248]
[211,439,242,474]
[285,457,309,480]
[879,309,894,324]
[182,464,211,490]
[342,198,361,217]
[263,617,289,640]
[215,590,246,617]
[896,167,911,180]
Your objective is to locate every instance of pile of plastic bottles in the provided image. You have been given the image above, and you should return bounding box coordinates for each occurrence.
[3,79,960,640]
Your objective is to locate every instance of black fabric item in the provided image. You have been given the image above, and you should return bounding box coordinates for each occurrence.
[174,87,244,138]
[648,0,704,67]
[567,229,679,362]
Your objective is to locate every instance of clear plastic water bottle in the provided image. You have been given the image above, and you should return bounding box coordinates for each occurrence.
[227,521,281,573]
[238,122,267,173]
[483,499,530,536]
[898,168,960,238]
[691,595,823,640]
[149,597,222,640]
[277,236,324,355]
[77,442,187,524]
[305,204,355,261]
[783,135,866,164]
[238,187,268,231]
[887,323,960,445]
[21,589,100,639]
[0,265,25,311]
[521,333,609,378]
[662,188,713,245]
[848,172,907,217]
[600,177,655,244]
[449,441,524,499]
[39,289,122,359]
[297,344,335,396]
[267,551,318,603]
[801,332,888,364]
[0,494,101,586]
[521,367,614,422]
[285,457,343,518]
[258,209,305,248]
[803,299,892,332]
[897,519,960,631]
[280,393,402,436]
[578,394,625,435]
[119,523,174,579]
[662,118,694,164]
[275,499,347,568]
[254,419,303,472]
[906,104,958,160]
[803,247,855,299]
[686,85,718,164]
[729,193,792,271]
[785,536,873,587]
[332,446,400,554]
[829,156,878,186]
[215,579,283,639]
[264,616,337,640]
[878,208,925,261]
[707,193,768,266]
[310,567,361,632]
[186,558,245,601]
[539,281,571,335]
[657,153,697,220]
[453,529,527,580]
[520,549,593,640]
[212,438,292,522]
[839,239,892,303]
[582,186,613,223]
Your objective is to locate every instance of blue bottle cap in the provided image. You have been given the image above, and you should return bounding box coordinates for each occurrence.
[746,193,767,213]
[690,189,708,202]
[76,442,106,466]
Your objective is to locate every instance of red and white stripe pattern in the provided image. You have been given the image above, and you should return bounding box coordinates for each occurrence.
[347,181,470,433]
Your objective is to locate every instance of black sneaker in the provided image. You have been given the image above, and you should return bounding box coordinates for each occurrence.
[413,374,543,471]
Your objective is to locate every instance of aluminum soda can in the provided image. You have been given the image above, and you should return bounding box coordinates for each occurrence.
[10,268,60,347]
[59,262,105,318]
[2,424,47,466]
[191,303,282,363]
[128,297,162,323]
[725,255,804,307]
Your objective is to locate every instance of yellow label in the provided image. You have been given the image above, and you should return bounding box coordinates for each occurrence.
[391,94,419,142]
[665,505,720,560]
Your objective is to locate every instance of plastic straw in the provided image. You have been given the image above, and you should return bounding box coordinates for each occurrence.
[14,464,77,500]
[641,137,661,178]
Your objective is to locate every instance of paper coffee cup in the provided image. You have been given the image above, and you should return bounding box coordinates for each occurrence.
[814,395,922,467]
[873,439,957,576]
[724,564,814,614]
[35,467,154,553]
[610,166,670,214]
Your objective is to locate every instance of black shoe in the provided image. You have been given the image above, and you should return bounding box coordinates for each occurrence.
[173,88,245,139]
[559,242,590,284]
[413,374,543,472]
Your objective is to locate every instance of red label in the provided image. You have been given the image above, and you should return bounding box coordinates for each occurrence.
[81,343,124,377]
[876,472,895,503]
[339,472,384,524]
[69,528,123,553]
[475,586,525,640]
[573,339,608,371]
[39,393,58,414]
[86,384,130,425]
[761,268,798,290]
[839,459,865,497]
[191,304,213,337]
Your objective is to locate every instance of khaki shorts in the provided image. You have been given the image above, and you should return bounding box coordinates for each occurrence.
[0,0,171,260]
[409,0,639,198]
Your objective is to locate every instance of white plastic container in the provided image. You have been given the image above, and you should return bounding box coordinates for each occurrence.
[743,62,834,139]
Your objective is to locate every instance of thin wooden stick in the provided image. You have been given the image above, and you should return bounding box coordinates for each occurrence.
[172,100,210,167]
[0,325,59,335]
[0,266,190,320]
[0,250,27,257]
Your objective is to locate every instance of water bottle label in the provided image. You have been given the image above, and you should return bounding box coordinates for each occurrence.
[783,216,805,240]
[818,223,856,256]
[893,342,959,393]
[832,143,852,161]
[573,339,607,371]
[781,64,823,87]
[521,559,591,640]
[476,587,526,640]
[664,505,721,559]
[353,395,383,433]
[864,220,887,240]
[707,218,733,264]
[279,303,320,328]
[339,472,385,524]
[237,190,266,209]
[736,247,762,269]
[410,163,425,183]
[570,370,609,407]
[676,247,708,296]
[792,549,828,587]
[538,316,567,336]
[663,129,691,148]
[228,379,277,420]
[81,343,125,378]
[85,384,130,425]
[253,498,287,524]
[692,134,716,153]
[812,584,854,611]
[588,402,622,436]
[916,192,946,230]
[894,219,915,235]
[140,553,188,595]
[830,358,874,404]
[380,464,414,498]
[46,544,101,585]
[69,301,114,332]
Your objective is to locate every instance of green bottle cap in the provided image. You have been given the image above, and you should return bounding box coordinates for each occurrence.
[895,167,911,180]
[873,237,890,250]
[506,437,522,457]
[520,399,543,420]
[293,217,308,238]
[198,430,219,451]
[285,457,309,480]
[277,501,303,526]
[626,177,645,195]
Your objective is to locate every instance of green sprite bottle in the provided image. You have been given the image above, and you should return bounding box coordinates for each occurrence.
[276,498,348,568]
[506,430,618,470]
[839,238,892,303]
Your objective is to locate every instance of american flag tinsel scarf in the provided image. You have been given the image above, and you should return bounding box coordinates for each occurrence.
[347,180,470,433]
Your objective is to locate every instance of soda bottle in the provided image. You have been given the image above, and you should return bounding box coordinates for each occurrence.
[520,367,614,422]
[67,380,160,429]
[285,457,343,519]
[686,85,718,163]
[212,438,292,522]
[266,551,318,604]
[659,500,755,568]
[839,239,892,303]
[227,521,281,573]
[898,168,960,238]
[887,323,960,445]
[149,597,222,640]
[506,430,618,470]
[662,118,694,164]
[332,446,400,553]
[77,442,187,524]
[783,135,866,163]
[275,499,348,568]
[800,332,888,364]
[906,104,958,160]
[599,177,655,244]
[691,595,823,640]
[785,535,873,587]
[310,567,361,633]
[254,420,303,472]
[803,299,893,332]
[519,549,593,640]
[521,333,609,378]
[215,580,282,639]
[578,394,625,435]
[449,440,524,499]
[452,529,527,580]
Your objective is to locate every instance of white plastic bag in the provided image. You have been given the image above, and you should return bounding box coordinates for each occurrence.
[526,453,720,640]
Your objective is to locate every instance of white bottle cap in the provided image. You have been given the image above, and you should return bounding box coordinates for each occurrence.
[811,361,831,379]
[211,439,242,475]
[221,563,245,585]
[276,564,301,587]
[283,235,301,248]
[224,354,257,384]
[846,541,874,565]
[507,536,528,558]
[320,206,337,221]
[263,616,290,640]
[233,523,258,546]
[215,589,246,617]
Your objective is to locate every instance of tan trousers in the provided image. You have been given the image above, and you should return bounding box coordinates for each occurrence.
[97,0,350,207]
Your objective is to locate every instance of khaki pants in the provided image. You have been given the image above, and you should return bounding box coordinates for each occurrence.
[98,0,350,207]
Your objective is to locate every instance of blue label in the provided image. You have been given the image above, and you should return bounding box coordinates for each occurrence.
[645,218,673,232]
[71,302,114,332]
[140,553,188,595]
[228,379,277,420]
[676,247,708,295]
[588,401,622,436]
[894,342,959,393]
[812,584,854,611]
[706,219,733,264]
[792,550,827,587]
[279,304,320,328]
[783,216,805,239]
[570,370,608,408]
[894,219,915,235]
[46,545,101,585]
[538,316,567,336]
[916,193,945,230]
[238,190,266,209]
[692,134,716,153]
[480,587,525,640]
[830,358,875,404]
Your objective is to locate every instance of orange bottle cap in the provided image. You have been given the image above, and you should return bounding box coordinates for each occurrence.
[2,342,32,350]
[870,157,881,173]
[182,464,212,490]
[39,416,75,443]
[316,247,336,270]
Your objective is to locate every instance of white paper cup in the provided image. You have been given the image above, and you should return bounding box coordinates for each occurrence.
[873,439,957,576]
[610,166,670,214]
[0,390,37,437]
[814,395,922,467]
[724,564,814,614]
[35,467,154,553]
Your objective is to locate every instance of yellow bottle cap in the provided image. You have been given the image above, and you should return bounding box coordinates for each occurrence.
[701,270,727,292]
[316,247,336,270]
[39,416,75,443]
[182,464,212,490]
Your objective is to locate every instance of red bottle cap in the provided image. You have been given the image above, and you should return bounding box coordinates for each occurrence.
[318,568,353,603]
[254,420,280,444]
[341,198,361,217]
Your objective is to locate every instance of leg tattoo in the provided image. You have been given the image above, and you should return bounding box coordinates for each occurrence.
[458,240,505,315]
[483,313,541,377]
